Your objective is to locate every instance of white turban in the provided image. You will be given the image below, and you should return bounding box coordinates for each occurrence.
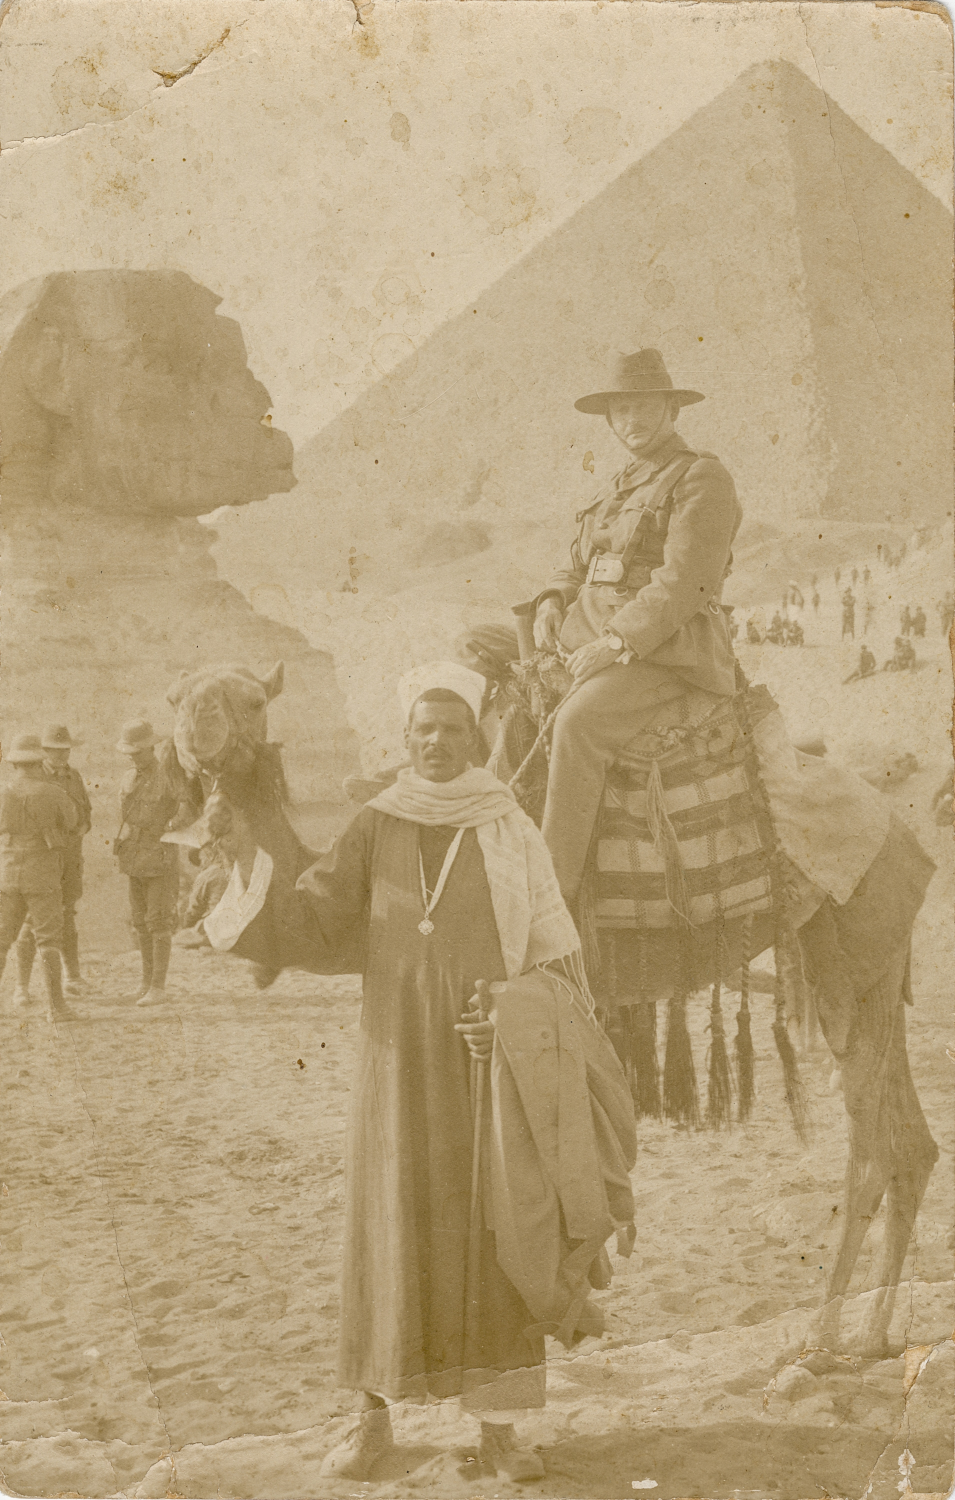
[398,660,487,726]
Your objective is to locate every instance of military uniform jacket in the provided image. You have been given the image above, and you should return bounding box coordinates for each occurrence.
[542,432,742,696]
[44,763,91,844]
[0,778,78,892]
[116,759,179,879]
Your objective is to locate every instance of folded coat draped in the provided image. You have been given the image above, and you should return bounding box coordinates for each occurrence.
[483,967,637,1347]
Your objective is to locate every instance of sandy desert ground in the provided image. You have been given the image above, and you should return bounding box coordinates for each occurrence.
[0,544,952,1500]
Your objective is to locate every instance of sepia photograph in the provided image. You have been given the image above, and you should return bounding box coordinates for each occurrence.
[0,3,952,1497]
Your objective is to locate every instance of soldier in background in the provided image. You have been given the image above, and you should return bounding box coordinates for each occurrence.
[0,735,77,1019]
[841,588,856,639]
[912,606,927,639]
[115,720,181,1007]
[783,618,804,647]
[863,597,876,636]
[844,645,876,683]
[766,611,785,645]
[884,636,917,673]
[13,726,91,1005]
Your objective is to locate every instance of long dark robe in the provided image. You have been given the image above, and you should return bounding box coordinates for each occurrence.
[233,806,546,1404]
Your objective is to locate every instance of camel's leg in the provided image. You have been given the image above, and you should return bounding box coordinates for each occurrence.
[820,945,938,1355]
[815,945,899,1355]
[856,999,939,1356]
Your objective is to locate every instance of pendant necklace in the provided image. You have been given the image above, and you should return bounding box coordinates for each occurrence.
[417,828,465,936]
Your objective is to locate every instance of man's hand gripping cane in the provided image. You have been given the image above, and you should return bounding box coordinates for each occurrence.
[456,978,494,1061]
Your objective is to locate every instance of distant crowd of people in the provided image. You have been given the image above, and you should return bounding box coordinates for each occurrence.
[0,720,229,1018]
[843,637,917,683]
[739,553,953,655]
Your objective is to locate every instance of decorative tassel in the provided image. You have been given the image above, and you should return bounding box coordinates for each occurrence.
[772,926,809,1142]
[630,1002,661,1119]
[663,993,700,1127]
[735,918,756,1121]
[706,981,733,1129]
[646,758,693,926]
[735,978,755,1122]
[735,678,810,1142]
[606,929,619,1004]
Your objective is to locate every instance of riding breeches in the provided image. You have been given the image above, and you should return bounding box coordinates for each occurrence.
[128,869,179,936]
[541,661,725,904]
[0,887,64,952]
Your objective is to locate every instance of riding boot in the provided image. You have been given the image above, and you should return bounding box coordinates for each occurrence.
[61,916,83,997]
[13,928,35,1008]
[138,934,171,1007]
[39,945,73,1021]
[134,933,153,1000]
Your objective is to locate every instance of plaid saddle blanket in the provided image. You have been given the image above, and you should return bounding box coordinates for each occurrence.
[593,695,774,931]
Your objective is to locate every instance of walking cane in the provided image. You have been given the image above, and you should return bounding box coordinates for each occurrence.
[463,978,491,1383]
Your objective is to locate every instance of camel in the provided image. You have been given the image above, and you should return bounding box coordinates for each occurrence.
[168,659,938,1358]
[162,662,320,988]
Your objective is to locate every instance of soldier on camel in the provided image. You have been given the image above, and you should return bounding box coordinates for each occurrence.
[529,350,741,905]
[461,348,742,909]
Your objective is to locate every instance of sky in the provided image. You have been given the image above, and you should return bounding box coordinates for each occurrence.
[1,0,951,448]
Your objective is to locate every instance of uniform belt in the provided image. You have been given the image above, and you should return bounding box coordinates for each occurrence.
[585,553,658,588]
[0,834,50,850]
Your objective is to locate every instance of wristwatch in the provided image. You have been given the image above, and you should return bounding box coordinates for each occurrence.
[603,633,624,652]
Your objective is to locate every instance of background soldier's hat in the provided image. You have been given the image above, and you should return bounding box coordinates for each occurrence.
[574,348,705,415]
[6,733,46,764]
[116,719,160,754]
[41,724,82,750]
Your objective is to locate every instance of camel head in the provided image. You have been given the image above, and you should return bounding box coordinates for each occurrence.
[167,661,284,781]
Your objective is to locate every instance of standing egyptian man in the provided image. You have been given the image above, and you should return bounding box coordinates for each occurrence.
[530,349,742,905]
[13,726,91,1005]
[0,735,77,1018]
[115,720,181,1006]
[202,663,630,1484]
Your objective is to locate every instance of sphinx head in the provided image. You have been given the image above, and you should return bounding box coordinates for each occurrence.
[0,270,295,517]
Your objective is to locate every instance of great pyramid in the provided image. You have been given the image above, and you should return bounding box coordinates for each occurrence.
[246,58,950,612]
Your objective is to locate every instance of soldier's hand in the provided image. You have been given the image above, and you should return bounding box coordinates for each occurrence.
[568,637,622,684]
[534,598,564,652]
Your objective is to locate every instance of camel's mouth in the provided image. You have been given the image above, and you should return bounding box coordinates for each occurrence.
[175,707,232,773]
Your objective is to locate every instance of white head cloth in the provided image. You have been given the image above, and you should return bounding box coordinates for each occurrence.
[398,659,486,725]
